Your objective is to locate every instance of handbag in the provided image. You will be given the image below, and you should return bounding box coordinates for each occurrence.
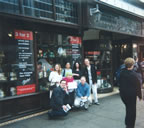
[49,82,57,90]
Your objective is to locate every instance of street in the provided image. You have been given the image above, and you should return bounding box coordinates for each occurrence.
[1,94,144,128]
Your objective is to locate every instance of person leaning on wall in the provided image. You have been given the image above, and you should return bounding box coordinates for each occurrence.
[119,57,142,128]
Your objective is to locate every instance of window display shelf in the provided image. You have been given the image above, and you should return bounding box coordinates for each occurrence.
[0,80,7,83]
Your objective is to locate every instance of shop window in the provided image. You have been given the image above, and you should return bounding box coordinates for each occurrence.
[36,32,82,91]
[0,0,19,14]
[84,40,113,92]
[0,30,36,99]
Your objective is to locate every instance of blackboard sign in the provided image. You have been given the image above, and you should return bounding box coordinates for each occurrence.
[14,30,36,94]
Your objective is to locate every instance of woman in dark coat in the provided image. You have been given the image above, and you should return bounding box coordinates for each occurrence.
[119,57,142,128]
[72,61,82,82]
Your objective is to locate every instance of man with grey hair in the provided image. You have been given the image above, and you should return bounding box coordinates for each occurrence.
[82,58,99,105]
[74,76,90,110]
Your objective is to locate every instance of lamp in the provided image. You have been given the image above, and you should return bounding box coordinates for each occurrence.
[90,4,101,16]
[90,4,102,22]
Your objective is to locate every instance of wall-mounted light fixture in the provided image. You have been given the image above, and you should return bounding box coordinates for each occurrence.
[90,4,101,16]
[90,4,102,22]
[8,32,13,37]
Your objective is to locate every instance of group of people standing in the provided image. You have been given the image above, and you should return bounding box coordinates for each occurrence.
[48,58,100,119]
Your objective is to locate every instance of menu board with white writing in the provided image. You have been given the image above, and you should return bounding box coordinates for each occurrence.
[14,30,35,88]
[69,36,82,64]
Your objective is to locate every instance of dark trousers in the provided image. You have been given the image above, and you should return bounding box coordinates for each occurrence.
[120,94,136,128]
[49,108,67,118]
[65,91,75,106]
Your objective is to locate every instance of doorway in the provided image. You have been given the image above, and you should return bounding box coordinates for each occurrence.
[112,41,132,86]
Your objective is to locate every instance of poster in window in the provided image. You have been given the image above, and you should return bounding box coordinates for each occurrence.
[14,30,36,95]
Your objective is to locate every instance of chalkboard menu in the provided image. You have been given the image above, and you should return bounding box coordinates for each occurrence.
[14,30,36,95]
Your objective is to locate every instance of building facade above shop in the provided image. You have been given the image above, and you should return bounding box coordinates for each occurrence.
[83,0,144,37]
[0,0,81,26]
[99,0,144,18]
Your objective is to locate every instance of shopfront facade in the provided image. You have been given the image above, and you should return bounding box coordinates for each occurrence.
[82,0,144,92]
[0,0,82,123]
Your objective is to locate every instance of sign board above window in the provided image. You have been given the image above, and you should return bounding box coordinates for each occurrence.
[88,5,143,37]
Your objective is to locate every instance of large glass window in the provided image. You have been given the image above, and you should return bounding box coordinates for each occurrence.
[36,32,82,91]
[0,28,36,99]
[36,32,81,67]
[84,40,113,92]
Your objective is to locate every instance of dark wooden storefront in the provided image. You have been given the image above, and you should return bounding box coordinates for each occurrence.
[0,0,82,123]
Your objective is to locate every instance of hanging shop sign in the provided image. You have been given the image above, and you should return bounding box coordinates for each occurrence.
[14,30,36,95]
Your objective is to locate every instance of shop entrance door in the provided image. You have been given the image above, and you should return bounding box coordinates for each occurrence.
[139,45,144,61]
[112,41,132,86]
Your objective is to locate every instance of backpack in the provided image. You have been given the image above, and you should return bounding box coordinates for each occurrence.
[115,64,125,85]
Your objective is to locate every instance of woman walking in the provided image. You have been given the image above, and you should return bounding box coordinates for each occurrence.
[119,57,142,128]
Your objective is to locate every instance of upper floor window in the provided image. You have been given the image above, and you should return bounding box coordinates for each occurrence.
[55,0,78,24]
[0,0,19,14]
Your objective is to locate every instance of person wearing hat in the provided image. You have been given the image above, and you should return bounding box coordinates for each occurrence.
[119,57,142,128]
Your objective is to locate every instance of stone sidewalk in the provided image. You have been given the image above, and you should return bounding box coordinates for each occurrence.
[1,88,144,128]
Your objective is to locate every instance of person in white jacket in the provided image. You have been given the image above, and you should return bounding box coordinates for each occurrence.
[49,64,62,98]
